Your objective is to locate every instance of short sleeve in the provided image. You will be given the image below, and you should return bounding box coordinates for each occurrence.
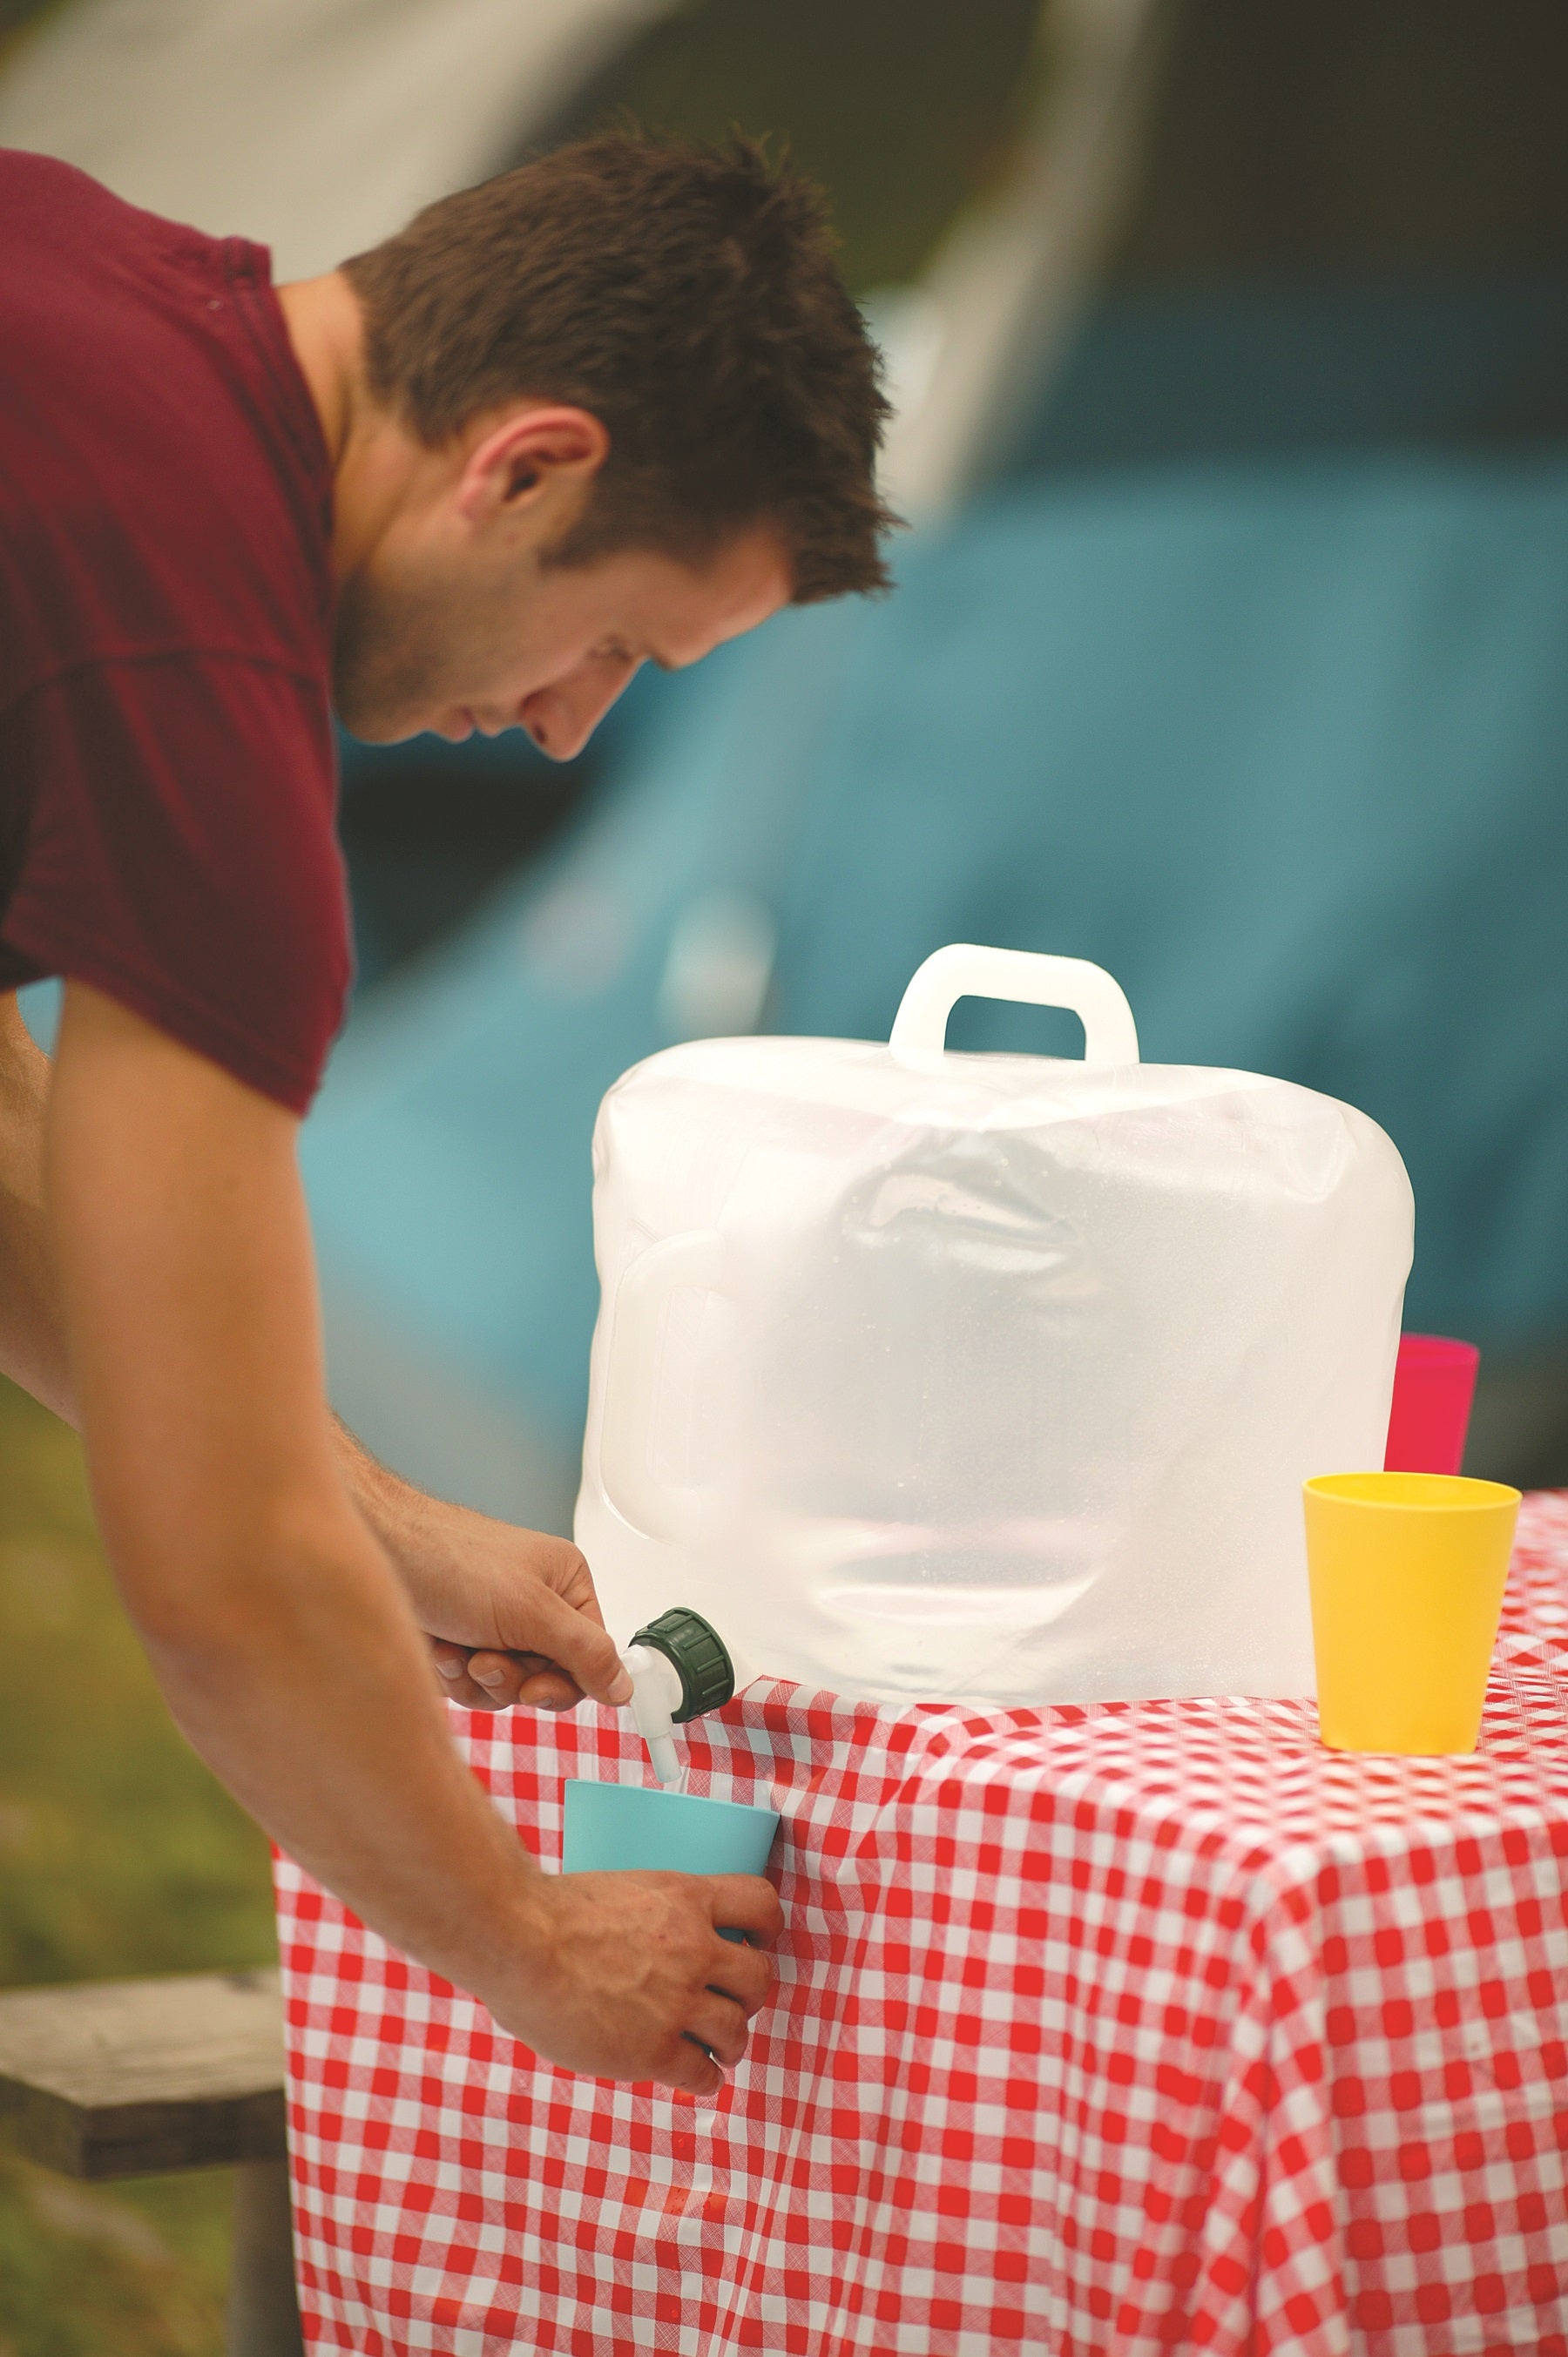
[3,655,352,1113]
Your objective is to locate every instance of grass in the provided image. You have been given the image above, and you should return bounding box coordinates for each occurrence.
[0,1378,276,2356]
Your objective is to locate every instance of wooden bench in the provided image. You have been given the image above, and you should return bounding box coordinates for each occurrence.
[0,1967,301,2356]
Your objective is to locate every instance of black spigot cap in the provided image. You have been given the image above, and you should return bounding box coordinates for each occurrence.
[630,1607,735,1724]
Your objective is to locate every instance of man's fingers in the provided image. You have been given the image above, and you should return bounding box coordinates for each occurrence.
[704,1938,774,2017]
[429,1641,583,1713]
[429,1642,498,1710]
[514,1667,584,1712]
[686,1993,750,2070]
[664,2038,726,2099]
[467,1651,525,1704]
[520,1584,632,1708]
[705,1874,785,1948]
[416,1530,630,1705]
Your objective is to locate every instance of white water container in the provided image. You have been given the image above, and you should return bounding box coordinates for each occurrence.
[576,946,1413,1705]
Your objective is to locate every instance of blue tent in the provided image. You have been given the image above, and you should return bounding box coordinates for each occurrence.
[304,446,1568,1523]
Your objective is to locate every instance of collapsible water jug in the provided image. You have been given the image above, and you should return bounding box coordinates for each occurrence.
[576,946,1414,1705]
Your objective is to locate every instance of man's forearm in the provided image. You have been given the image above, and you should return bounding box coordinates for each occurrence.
[333,1412,437,1576]
[6,974,623,1726]
[0,996,537,1655]
[331,1412,544,1625]
[136,1479,555,2015]
[0,1007,619,1718]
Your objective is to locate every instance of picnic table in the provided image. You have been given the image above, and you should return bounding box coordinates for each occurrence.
[275,1491,1568,2355]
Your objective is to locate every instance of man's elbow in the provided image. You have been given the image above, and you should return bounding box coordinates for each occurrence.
[103,1493,386,1674]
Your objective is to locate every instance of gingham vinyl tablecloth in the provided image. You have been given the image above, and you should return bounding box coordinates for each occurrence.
[275,1492,1568,2357]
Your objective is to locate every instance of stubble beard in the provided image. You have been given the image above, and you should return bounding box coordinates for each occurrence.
[331,563,463,745]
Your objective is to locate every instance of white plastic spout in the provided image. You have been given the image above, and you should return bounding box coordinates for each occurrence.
[620,1642,686,1790]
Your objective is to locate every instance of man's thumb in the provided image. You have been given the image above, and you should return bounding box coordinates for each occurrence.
[531,1587,632,1706]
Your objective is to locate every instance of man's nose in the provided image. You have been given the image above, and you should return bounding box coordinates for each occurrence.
[524,663,639,761]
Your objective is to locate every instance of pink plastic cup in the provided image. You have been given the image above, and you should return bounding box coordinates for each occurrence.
[1384,1334,1480,1476]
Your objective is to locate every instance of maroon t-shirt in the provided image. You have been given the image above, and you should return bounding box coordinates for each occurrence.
[0,149,351,1113]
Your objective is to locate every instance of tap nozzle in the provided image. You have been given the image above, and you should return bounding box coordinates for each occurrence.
[619,1642,686,1789]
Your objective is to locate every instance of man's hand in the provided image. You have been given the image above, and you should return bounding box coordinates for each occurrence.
[421,1523,628,1712]
[503,1871,783,2097]
[335,1442,633,1713]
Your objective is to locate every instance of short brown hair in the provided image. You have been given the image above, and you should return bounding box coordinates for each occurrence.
[341,132,896,602]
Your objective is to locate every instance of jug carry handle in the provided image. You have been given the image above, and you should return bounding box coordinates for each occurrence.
[889,943,1139,1067]
[599,1231,726,1544]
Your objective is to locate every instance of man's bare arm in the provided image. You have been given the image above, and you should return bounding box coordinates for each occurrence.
[0,989,618,1715]
[44,982,779,2091]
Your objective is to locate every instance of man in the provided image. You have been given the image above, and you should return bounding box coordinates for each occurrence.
[0,132,893,2096]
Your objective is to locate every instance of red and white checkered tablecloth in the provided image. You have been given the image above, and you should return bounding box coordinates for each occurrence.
[275,1493,1568,2357]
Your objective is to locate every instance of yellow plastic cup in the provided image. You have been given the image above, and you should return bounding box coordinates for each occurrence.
[1303,1471,1520,1754]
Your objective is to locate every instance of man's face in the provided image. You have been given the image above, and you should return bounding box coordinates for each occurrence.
[333,516,793,754]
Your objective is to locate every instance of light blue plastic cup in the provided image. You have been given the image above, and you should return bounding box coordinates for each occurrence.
[562,1780,779,1880]
[562,1782,779,1947]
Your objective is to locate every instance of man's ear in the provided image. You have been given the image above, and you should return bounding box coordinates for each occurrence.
[456,405,610,524]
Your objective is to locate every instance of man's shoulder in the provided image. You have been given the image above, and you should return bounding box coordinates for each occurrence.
[0,145,233,277]
[0,159,332,706]
[0,145,109,211]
